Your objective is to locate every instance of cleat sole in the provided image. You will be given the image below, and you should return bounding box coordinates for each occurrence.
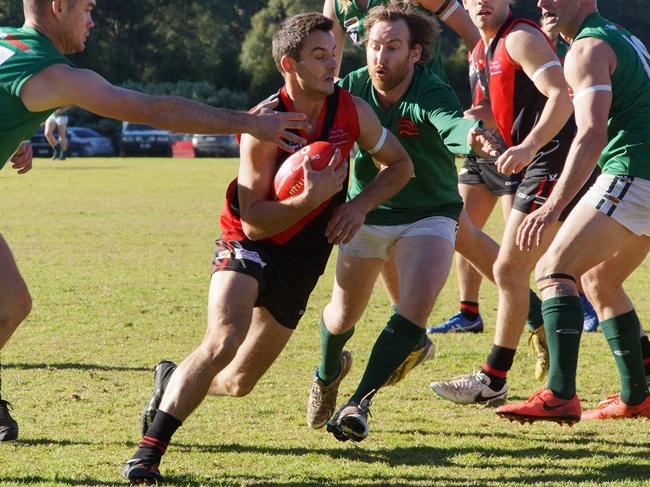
[496,411,580,425]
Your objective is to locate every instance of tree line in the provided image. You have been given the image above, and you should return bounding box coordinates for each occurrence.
[0,0,647,133]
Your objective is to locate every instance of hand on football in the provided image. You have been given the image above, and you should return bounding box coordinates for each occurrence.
[302,149,347,209]
[249,98,310,152]
[467,127,501,158]
[11,141,33,175]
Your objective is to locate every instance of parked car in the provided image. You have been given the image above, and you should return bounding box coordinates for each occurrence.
[120,122,172,157]
[192,134,239,157]
[30,126,114,157]
[30,128,53,157]
[67,127,114,157]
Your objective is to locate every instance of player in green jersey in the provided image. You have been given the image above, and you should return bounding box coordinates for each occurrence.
[0,0,311,442]
[324,0,480,79]
[497,0,650,422]
[305,4,499,442]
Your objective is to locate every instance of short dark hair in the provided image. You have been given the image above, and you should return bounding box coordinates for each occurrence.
[363,1,439,65]
[272,13,334,71]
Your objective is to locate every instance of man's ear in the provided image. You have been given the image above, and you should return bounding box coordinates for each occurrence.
[280,55,298,74]
[410,44,422,64]
[51,0,63,18]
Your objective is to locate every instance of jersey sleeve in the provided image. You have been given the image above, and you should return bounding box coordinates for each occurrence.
[425,85,478,155]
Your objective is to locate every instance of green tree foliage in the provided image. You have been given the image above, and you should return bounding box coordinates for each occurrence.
[240,0,322,101]
[0,0,647,110]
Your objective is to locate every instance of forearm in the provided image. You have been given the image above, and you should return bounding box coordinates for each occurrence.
[140,96,259,136]
[521,92,572,153]
[241,194,318,241]
[545,130,606,213]
[440,5,480,49]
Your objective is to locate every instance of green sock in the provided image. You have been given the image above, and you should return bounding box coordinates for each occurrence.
[526,289,544,332]
[350,314,424,404]
[600,310,647,405]
[542,295,583,399]
[318,315,354,384]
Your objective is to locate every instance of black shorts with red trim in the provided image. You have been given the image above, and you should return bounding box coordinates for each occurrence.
[514,167,600,221]
[458,157,521,196]
[211,238,326,330]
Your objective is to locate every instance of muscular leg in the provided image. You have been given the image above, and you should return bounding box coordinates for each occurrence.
[536,202,649,402]
[208,306,293,396]
[0,235,32,351]
[44,117,57,149]
[580,239,650,384]
[323,253,384,335]
[0,235,31,441]
[319,253,384,380]
[580,239,650,320]
[349,236,454,403]
[159,271,258,421]
[57,122,68,152]
[492,209,560,350]
[455,183,499,304]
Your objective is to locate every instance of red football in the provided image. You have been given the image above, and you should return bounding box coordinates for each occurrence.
[273,141,340,200]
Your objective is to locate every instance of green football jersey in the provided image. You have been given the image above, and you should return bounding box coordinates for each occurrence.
[574,13,650,179]
[0,26,71,170]
[340,65,477,225]
[334,0,447,82]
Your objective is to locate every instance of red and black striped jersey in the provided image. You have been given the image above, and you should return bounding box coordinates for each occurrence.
[472,14,574,149]
[219,85,360,261]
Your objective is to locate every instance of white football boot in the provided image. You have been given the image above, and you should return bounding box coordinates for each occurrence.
[430,371,508,406]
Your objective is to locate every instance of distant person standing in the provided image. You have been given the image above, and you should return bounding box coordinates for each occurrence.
[44,106,70,159]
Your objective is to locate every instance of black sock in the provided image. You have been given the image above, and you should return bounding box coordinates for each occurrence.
[460,301,479,320]
[133,410,182,464]
[481,345,516,391]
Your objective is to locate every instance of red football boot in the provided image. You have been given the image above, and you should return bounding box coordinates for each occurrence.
[496,388,581,426]
[582,393,650,420]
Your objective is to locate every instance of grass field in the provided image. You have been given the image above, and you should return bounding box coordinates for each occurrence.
[0,157,649,487]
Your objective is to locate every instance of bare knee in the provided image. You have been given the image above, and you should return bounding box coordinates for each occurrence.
[198,327,244,373]
[0,288,32,328]
[323,302,358,334]
[493,257,528,290]
[216,374,257,397]
[581,268,618,306]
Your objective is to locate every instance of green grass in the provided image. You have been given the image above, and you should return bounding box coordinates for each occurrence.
[0,157,649,486]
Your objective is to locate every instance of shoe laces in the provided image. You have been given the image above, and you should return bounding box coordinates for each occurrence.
[357,390,375,417]
[526,388,547,402]
[596,394,621,409]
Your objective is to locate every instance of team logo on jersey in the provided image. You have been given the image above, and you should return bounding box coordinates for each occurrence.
[397,117,420,137]
[489,60,502,76]
[328,128,350,147]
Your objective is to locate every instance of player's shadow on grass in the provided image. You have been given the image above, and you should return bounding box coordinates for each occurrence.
[383,426,641,448]
[0,476,119,486]
[2,362,149,372]
[0,362,151,372]
[170,441,650,485]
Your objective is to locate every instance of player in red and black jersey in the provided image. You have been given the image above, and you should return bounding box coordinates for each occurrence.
[429,31,522,334]
[121,12,413,484]
[430,0,594,406]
